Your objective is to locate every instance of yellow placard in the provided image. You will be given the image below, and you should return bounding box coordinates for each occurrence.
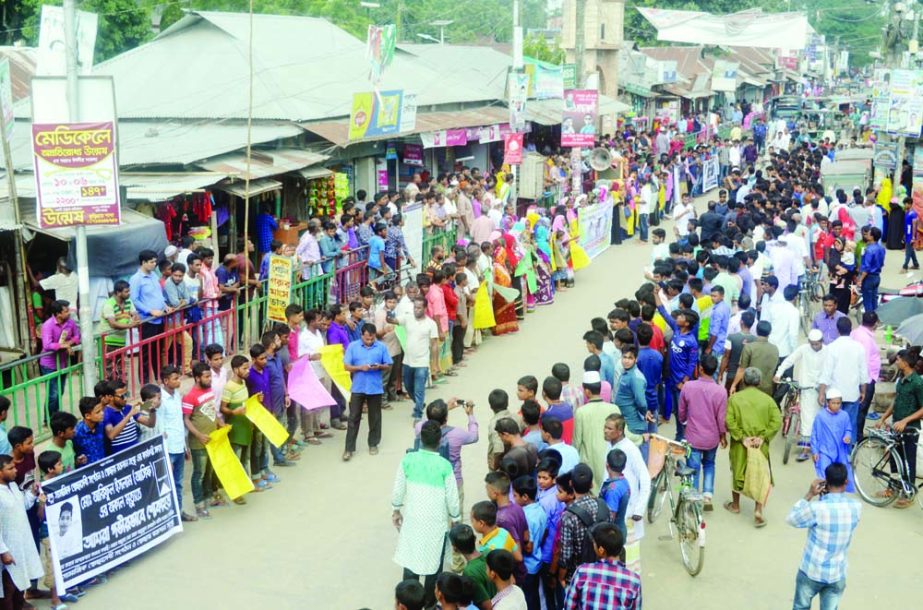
[569,241,591,271]
[205,426,254,500]
[472,283,495,330]
[318,343,351,399]
[267,255,294,324]
[244,394,289,448]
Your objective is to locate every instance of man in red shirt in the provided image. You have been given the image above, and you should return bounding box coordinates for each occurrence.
[182,363,220,517]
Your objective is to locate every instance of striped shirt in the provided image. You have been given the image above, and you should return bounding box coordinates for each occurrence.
[786,494,861,584]
[103,405,140,454]
[563,558,642,610]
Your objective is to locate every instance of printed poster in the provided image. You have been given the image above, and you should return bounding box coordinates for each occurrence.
[41,437,182,593]
[562,64,576,88]
[32,121,121,229]
[711,60,738,92]
[348,89,403,141]
[526,63,563,100]
[402,201,424,276]
[577,201,613,259]
[403,143,423,166]
[562,90,598,148]
[266,254,293,324]
[509,72,529,131]
[366,24,396,83]
[702,157,719,192]
[504,133,524,165]
[885,69,923,138]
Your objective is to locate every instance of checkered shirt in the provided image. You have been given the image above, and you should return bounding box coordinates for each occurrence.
[563,558,642,610]
[786,494,861,584]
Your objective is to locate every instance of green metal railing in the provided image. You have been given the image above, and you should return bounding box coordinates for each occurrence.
[422,227,458,269]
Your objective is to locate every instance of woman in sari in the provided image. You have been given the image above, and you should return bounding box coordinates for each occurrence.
[492,243,519,335]
[501,232,526,320]
[532,216,555,305]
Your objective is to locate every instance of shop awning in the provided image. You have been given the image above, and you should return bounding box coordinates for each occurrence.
[301,106,511,147]
[526,95,629,126]
[215,178,282,198]
[196,148,328,181]
[19,207,163,241]
[660,84,713,100]
[296,166,333,180]
[122,172,226,202]
[620,82,655,98]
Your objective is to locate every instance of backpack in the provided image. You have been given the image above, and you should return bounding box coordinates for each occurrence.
[566,497,611,565]
[409,425,453,462]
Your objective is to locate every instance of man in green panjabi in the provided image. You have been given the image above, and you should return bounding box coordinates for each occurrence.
[573,370,620,492]
[725,367,781,528]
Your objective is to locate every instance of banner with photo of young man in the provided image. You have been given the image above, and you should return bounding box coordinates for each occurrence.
[41,437,182,592]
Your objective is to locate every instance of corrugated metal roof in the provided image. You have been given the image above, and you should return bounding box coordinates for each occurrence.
[397,44,513,100]
[122,172,226,202]
[527,96,629,125]
[90,12,497,121]
[6,119,303,171]
[215,178,282,198]
[302,106,510,148]
[0,47,37,101]
[195,147,327,180]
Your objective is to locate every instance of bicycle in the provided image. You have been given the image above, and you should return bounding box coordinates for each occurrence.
[646,434,707,576]
[776,378,808,465]
[798,268,824,336]
[851,426,923,508]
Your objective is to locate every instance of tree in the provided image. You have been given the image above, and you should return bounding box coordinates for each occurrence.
[523,33,565,64]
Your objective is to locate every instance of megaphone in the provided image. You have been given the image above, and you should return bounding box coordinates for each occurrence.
[589,147,613,171]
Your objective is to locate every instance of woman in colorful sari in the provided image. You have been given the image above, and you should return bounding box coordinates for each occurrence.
[532,216,555,305]
[501,231,526,320]
[491,241,519,335]
[550,214,571,291]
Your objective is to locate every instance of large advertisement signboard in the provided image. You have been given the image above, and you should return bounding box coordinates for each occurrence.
[561,89,598,148]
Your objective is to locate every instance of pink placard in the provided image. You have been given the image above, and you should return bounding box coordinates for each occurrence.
[288,356,337,410]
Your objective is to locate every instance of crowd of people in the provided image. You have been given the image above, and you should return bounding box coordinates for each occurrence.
[5,111,923,610]
[388,127,923,610]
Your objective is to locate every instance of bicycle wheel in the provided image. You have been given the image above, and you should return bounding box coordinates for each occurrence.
[783,408,801,465]
[647,470,669,524]
[677,500,706,577]
[799,295,813,338]
[851,437,901,507]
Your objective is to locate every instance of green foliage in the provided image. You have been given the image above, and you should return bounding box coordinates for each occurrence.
[523,33,565,64]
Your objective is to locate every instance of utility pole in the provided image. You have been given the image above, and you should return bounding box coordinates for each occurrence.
[571,0,587,195]
[64,0,97,393]
[510,0,523,206]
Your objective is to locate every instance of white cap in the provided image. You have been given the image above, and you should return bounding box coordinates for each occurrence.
[582,371,601,385]
[164,245,178,258]
[808,329,823,342]
[826,388,843,400]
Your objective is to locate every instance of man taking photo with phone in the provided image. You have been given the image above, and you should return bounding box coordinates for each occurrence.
[786,463,861,610]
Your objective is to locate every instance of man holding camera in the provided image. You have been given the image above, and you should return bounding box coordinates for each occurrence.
[786,463,861,610]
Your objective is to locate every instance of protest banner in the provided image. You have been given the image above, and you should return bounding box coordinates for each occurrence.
[244,394,289,447]
[287,356,336,411]
[577,201,614,259]
[42,437,182,592]
[206,426,254,501]
[267,254,293,324]
[319,344,352,399]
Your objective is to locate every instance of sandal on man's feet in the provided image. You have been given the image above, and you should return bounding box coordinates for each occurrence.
[233,497,247,505]
[303,436,322,445]
[723,501,740,514]
[754,515,767,528]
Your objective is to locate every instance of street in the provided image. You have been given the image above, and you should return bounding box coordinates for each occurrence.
[73,210,922,610]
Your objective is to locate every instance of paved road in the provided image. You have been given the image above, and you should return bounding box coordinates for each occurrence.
[67,207,921,610]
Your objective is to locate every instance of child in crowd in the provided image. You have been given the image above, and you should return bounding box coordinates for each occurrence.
[552,362,584,410]
[542,376,574,444]
[600,448,631,541]
[47,411,85,472]
[487,389,512,472]
[516,375,540,411]
[221,354,254,503]
[470,500,522,563]
[810,388,855,493]
[448,524,495,610]
[182,362,219,518]
[512,476,548,610]
[9,426,35,485]
[137,384,163,444]
[73,397,106,465]
[36,450,80,609]
[520,400,547,453]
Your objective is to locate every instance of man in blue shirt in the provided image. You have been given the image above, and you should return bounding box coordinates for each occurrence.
[635,324,663,434]
[261,331,295,468]
[656,289,699,441]
[130,249,172,383]
[614,346,651,458]
[214,254,241,311]
[342,323,393,461]
[857,226,885,313]
[902,197,920,271]
[707,285,731,360]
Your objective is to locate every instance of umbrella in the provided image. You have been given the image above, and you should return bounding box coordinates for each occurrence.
[896,313,923,346]
[875,297,923,327]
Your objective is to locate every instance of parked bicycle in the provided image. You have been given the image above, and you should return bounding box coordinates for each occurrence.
[851,426,922,508]
[776,378,808,465]
[646,434,707,576]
